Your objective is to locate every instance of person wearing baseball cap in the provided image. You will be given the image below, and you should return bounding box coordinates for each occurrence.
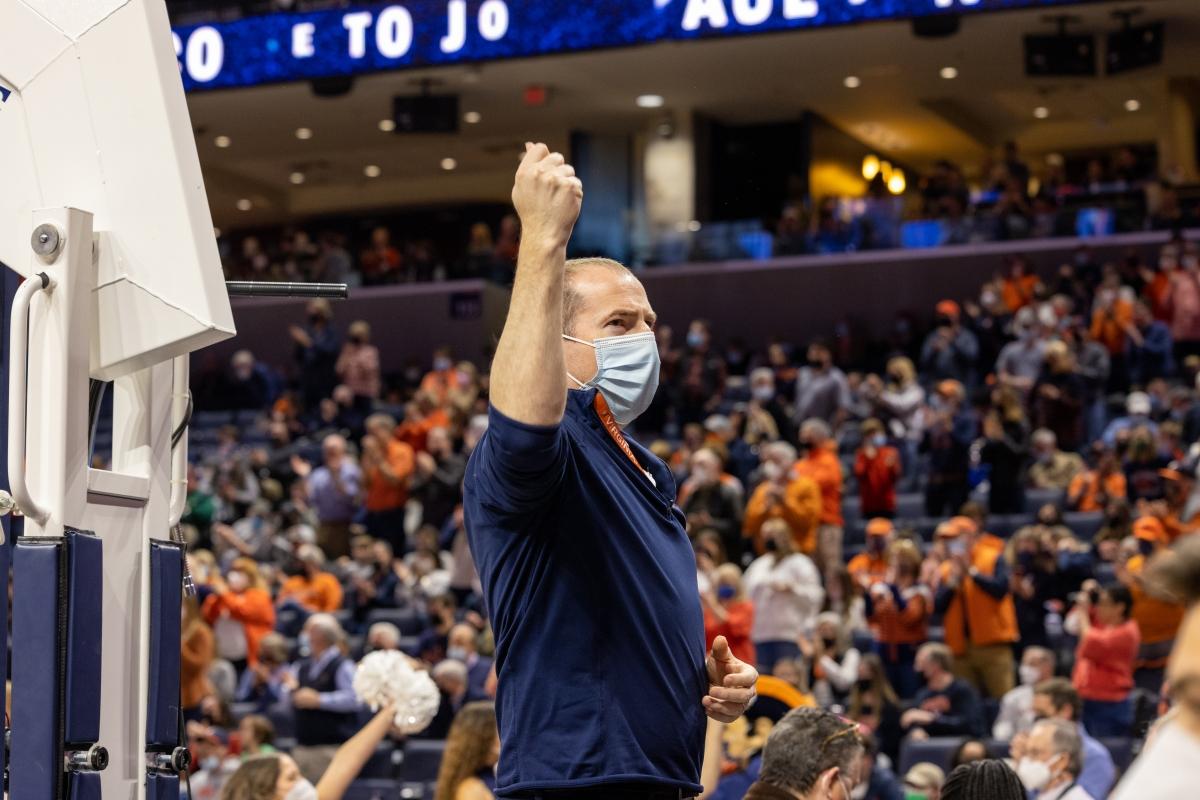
[934,517,1019,699]
[1101,391,1158,448]
[921,301,980,386]
[1121,516,1185,693]
[848,519,893,590]
[904,762,945,800]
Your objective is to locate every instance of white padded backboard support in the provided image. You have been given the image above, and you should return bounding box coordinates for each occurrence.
[0,0,235,380]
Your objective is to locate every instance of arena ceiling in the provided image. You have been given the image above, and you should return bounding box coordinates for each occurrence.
[185,0,1200,228]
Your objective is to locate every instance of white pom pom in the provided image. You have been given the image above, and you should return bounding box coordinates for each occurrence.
[352,650,441,735]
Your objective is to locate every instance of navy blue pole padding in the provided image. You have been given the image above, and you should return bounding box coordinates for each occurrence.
[0,264,17,786]
[67,770,103,800]
[146,770,181,800]
[147,540,183,749]
[11,539,65,800]
[64,530,103,746]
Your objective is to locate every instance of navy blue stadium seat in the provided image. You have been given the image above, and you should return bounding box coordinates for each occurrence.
[266,702,296,740]
[1025,488,1066,513]
[1063,512,1104,541]
[898,736,964,775]
[367,607,427,636]
[359,743,399,779]
[983,739,1011,760]
[982,699,1001,732]
[344,780,400,800]
[398,636,422,657]
[275,605,306,638]
[400,740,446,784]
[895,493,925,520]
[986,514,1034,539]
[230,701,259,723]
[274,737,297,753]
[1100,737,1136,772]
[846,522,867,549]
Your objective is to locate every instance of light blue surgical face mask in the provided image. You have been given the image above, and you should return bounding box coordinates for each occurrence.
[563,332,660,427]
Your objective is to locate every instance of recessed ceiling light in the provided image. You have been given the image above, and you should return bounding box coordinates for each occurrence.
[843,76,861,89]
[295,127,313,140]
[214,135,232,148]
[289,171,305,185]
[1033,106,1050,119]
[364,164,382,178]
[940,66,958,80]
[441,158,458,171]
[636,94,665,108]
[378,118,396,132]
[1125,99,1141,112]
[236,198,252,211]
[463,111,482,124]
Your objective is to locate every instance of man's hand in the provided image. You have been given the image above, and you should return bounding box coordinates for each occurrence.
[512,143,583,251]
[901,708,936,728]
[704,636,757,723]
[292,687,321,709]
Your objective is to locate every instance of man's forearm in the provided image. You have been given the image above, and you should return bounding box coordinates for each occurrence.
[491,241,568,425]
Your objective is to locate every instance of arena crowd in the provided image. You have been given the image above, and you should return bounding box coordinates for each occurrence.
[176,229,1200,799]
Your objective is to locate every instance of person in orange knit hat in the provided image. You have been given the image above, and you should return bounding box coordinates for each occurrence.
[848,518,893,589]
[1120,516,1186,692]
[933,516,1019,699]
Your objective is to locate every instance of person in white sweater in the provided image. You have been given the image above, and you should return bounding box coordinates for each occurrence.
[743,519,825,674]
[803,611,862,709]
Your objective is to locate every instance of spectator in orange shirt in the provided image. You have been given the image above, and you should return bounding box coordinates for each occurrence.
[1067,445,1126,513]
[854,419,902,519]
[1089,282,1136,387]
[395,391,451,454]
[796,418,845,577]
[1120,517,1185,693]
[202,558,276,670]
[701,564,756,667]
[278,544,345,615]
[360,413,414,552]
[1001,256,1042,313]
[418,346,456,405]
[743,442,822,556]
[849,518,893,590]
[865,539,931,699]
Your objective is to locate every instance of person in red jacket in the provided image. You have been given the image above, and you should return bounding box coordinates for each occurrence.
[854,419,903,518]
[701,563,756,667]
[1068,580,1140,738]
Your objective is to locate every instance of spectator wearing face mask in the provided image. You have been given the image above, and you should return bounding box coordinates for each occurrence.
[187,723,240,799]
[360,413,414,552]
[1065,581,1139,738]
[201,558,276,672]
[702,564,757,667]
[849,519,893,589]
[1102,391,1159,448]
[847,654,903,765]
[1014,718,1094,799]
[680,447,745,564]
[290,299,340,408]
[864,539,930,699]
[992,646,1055,741]
[1128,301,1175,386]
[1017,679,1116,800]
[411,426,466,530]
[1120,516,1185,694]
[796,419,845,578]
[743,708,865,800]
[933,517,1019,699]
[902,643,985,739]
[222,349,276,411]
[287,614,364,781]
[872,357,925,454]
[1166,252,1200,364]
[1031,342,1087,453]
[920,380,976,517]
[1067,445,1126,512]
[235,633,294,711]
[447,623,494,701]
[794,340,850,428]
[420,346,458,405]
[743,518,824,673]
[1028,429,1083,491]
[744,442,822,557]
[802,612,861,708]
[921,301,981,386]
[334,320,381,409]
[996,306,1050,396]
[750,367,797,444]
[854,421,902,519]
[848,733,905,800]
[278,544,344,615]
[293,434,362,560]
[980,388,1031,516]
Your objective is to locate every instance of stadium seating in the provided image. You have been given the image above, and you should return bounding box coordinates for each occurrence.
[399,740,447,784]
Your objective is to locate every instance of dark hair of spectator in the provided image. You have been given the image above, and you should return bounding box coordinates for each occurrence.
[1034,677,1083,721]
[1101,582,1134,620]
[941,759,1025,800]
[950,738,989,769]
[756,707,863,795]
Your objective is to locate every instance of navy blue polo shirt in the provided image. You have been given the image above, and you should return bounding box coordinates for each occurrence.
[464,388,708,797]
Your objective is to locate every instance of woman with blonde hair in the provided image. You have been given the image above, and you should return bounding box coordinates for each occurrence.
[434,702,499,800]
[203,557,276,671]
[865,538,930,698]
[876,356,925,457]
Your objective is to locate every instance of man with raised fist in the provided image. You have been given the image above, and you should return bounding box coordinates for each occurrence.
[464,143,757,799]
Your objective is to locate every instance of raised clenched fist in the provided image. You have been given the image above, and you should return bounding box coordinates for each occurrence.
[512,142,583,250]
